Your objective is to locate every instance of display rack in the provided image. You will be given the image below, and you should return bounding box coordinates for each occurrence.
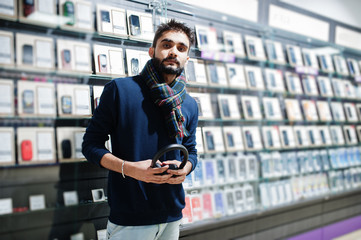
[0,0,361,239]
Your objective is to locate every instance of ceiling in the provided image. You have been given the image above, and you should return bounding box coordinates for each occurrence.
[279,0,361,28]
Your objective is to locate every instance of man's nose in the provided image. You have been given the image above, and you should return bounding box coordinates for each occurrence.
[169,46,178,57]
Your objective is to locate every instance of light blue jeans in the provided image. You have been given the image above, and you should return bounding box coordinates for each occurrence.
[106,220,181,240]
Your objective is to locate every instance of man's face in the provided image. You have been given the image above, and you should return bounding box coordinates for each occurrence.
[149,30,190,76]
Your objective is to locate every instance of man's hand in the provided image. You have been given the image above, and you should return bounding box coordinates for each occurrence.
[161,160,193,184]
[125,159,174,184]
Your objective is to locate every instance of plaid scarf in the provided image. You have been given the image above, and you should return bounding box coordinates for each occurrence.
[141,59,189,139]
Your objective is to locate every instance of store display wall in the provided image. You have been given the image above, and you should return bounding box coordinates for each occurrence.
[0,0,361,239]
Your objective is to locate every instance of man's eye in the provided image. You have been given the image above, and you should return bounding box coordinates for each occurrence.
[163,43,170,48]
[178,47,186,52]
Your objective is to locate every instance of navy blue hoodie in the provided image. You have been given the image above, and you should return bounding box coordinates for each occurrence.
[82,75,198,226]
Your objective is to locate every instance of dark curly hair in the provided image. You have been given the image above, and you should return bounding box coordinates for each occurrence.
[152,19,195,50]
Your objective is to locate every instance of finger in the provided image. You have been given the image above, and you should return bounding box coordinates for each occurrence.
[150,174,172,183]
[150,165,169,174]
[162,160,179,165]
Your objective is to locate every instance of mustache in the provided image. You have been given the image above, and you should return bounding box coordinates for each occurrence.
[161,57,180,65]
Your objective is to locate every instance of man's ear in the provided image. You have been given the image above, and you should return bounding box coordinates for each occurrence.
[148,47,154,58]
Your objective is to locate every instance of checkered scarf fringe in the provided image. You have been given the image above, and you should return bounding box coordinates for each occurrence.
[141,59,189,139]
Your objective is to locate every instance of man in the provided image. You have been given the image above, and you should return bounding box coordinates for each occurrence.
[82,19,198,240]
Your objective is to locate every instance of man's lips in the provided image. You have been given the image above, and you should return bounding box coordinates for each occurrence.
[163,59,179,65]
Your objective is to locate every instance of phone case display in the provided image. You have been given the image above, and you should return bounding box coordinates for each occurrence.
[318,126,332,146]
[56,127,86,162]
[214,157,227,184]
[262,97,282,120]
[181,195,192,224]
[329,126,345,146]
[278,126,296,148]
[244,66,265,90]
[195,25,218,51]
[317,76,333,97]
[206,63,228,86]
[330,102,346,122]
[307,126,322,146]
[0,128,15,166]
[242,126,263,150]
[302,75,318,96]
[318,54,334,73]
[346,58,360,77]
[301,100,319,121]
[224,187,236,215]
[16,33,54,70]
[92,85,104,110]
[127,10,154,42]
[188,92,214,119]
[356,104,361,120]
[17,127,56,164]
[93,44,125,76]
[264,69,285,92]
[241,96,262,120]
[333,55,349,76]
[0,0,17,20]
[57,83,91,117]
[190,194,203,222]
[344,80,357,99]
[213,189,226,217]
[202,127,225,153]
[286,45,303,67]
[195,128,205,154]
[284,99,303,121]
[225,63,247,89]
[265,40,286,64]
[331,79,346,98]
[244,35,266,61]
[185,59,208,85]
[357,126,361,143]
[262,126,282,149]
[223,31,245,57]
[19,0,56,26]
[17,81,56,117]
[246,155,258,180]
[59,0,93,31]
[316,101,333,122]
[222,126,244,152]
[343,103,358,122]
[202,159,216,185]
[293,126,310,147]
[343,126,358,145]
[301,49,319,69]
[0,80,14,116]
[201,190,214,219]
[57,39,91,73]
[0,31,14,66]
[285,72,303,94]
[217,94,240,119]
[125,49,150,76]
[224,156,238,182]
[96,4,127,37]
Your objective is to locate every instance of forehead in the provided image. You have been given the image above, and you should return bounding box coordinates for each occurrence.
[156,30,190,47]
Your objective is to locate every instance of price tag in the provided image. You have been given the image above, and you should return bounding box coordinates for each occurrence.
[0,198,12,215]
[97,229,107,240]
[63,191,78,206]
[91,189,106,202]
[29,194,46,211]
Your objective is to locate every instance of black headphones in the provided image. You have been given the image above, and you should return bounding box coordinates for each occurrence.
[151,144,189,175]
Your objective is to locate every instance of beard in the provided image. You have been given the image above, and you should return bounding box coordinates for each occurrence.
[152,55,184,76]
